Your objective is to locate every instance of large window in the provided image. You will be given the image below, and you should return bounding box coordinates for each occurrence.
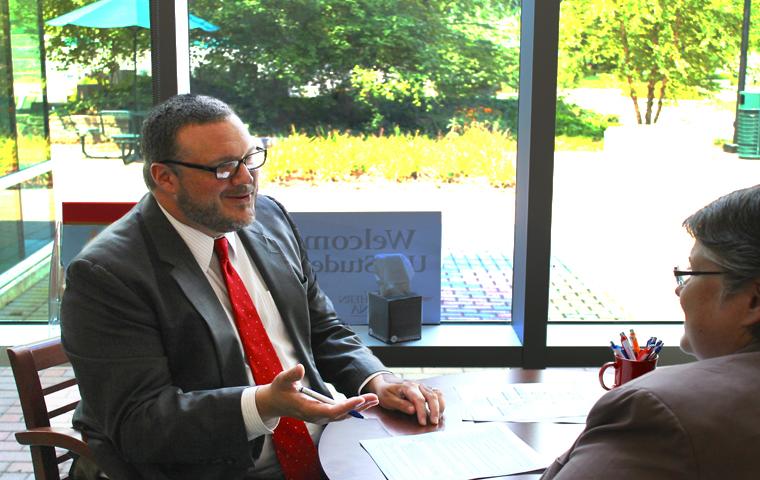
[5,0,752,364]
[550,1,760,332]
[44,0,154,161]
[0,0,53,325]
[0,0,155,324]
[188,0,521,326]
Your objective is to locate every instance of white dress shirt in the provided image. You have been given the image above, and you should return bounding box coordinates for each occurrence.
[159,205,383,477]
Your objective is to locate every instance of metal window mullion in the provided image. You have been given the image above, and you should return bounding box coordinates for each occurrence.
[512,0,561,368]
[149,0,190,105]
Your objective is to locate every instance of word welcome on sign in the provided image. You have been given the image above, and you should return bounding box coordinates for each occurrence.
[292,212,441,324]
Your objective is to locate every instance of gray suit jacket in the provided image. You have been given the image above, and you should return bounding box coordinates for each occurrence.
[60,193,385,480]
[541,344,760,479]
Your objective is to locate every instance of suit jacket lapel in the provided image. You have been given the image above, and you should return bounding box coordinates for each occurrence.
[138,195,249,386]
[237,224,325,390]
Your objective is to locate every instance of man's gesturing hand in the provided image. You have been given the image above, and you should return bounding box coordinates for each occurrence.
[256,364,378,423]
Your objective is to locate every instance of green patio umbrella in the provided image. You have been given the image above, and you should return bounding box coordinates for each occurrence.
[47,0,219,110]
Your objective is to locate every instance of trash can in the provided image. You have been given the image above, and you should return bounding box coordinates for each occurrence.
[737,91,760,159]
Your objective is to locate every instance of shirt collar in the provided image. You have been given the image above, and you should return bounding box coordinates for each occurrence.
[156,201,239,271]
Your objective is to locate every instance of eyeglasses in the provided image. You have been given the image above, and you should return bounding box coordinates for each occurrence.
[161,147,267,180]
[673,266,726,286]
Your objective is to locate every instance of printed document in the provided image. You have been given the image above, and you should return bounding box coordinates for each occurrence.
[360,422,545,480]
[454,383,602,423]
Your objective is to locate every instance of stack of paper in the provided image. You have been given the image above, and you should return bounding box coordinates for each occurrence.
[454,383,602,423]
[360,422,546,480]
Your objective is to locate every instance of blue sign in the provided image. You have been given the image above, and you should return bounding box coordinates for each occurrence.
[60,206,442,325]
[291,212,441,325]
[61,225,106,269]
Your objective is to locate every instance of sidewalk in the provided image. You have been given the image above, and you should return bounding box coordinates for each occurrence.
[1,247,624,326]
[0,365,74,479]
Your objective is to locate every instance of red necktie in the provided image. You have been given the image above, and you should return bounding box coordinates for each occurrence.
[214,237,321,480]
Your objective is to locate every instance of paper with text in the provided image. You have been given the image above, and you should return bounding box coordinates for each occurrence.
[454,383,602,423]
[360,422,545,480]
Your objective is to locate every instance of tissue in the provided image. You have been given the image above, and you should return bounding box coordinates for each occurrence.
[373,253,414,297]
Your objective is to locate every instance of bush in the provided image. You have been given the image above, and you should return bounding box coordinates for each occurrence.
[0,136,17,176]
[264,125,517,188]
[63,75,152,114]
[225,92,613,144]
[555,98,617,140]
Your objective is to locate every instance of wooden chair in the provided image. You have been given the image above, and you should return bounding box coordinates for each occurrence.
[7,338,96,480]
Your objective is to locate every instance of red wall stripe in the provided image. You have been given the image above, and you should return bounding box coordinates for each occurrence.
[62,202,137,224]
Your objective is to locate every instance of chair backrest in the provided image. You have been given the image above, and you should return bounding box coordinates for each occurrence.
[7,338,81,479]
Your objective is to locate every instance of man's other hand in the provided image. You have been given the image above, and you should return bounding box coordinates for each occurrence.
[256,364,378,423]
[365,373,446,426]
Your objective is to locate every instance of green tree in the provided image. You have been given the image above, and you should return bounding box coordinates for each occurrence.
[43,0,149,97]
[560,0,742,124]
[43,0,519,131]
[187,0,518,132]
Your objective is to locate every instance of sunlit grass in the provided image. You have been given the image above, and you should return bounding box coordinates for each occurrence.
[0,135,50,175]
[265,125,517,188]
[0,136,16,176]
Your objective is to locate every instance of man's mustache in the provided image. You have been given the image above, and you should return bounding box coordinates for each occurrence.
[225,186,255,196]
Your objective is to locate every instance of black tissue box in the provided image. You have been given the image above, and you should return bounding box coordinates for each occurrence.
[367,292,422,344]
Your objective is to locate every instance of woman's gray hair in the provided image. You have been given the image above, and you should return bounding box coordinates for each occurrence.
[683,184,760,298]
[140,94,236,189]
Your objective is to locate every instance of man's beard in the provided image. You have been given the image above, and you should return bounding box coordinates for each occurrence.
[177,185,255,233]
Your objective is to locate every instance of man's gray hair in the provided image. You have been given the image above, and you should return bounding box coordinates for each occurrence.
[683,184,760,339]
[140,94,236,189]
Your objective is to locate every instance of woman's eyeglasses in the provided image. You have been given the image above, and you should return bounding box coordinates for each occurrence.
[673,267,725,286]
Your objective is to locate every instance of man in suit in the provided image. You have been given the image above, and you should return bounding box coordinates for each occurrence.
[61,94,444,479]
[541,184,760,479]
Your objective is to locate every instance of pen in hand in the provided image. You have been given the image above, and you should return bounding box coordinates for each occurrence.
[298,385,365,419]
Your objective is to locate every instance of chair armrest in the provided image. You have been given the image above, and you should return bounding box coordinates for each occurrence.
[15,427,94,459]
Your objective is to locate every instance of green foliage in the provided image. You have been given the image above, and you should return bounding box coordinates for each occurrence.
[186,0,518,132]
[441,97,614,141]
[44,1,150,85]
[0,136,17,176]
[264,125,517,188]
[62,75,152,114]
[199,88,610,144]
[0,134,47,173]
[559,0,743,124]
[17,134,50,168]
[9,0,38,34]
[447,104,513,134]
[555,98,618,140]
[45,0,612,144]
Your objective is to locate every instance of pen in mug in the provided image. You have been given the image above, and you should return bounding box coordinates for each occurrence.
[298,385,365,419]
[619,332,635,359]
[629,329,640,354]
[646,340,664,360]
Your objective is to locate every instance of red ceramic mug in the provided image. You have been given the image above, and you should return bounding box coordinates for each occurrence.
[598,356,657,390]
